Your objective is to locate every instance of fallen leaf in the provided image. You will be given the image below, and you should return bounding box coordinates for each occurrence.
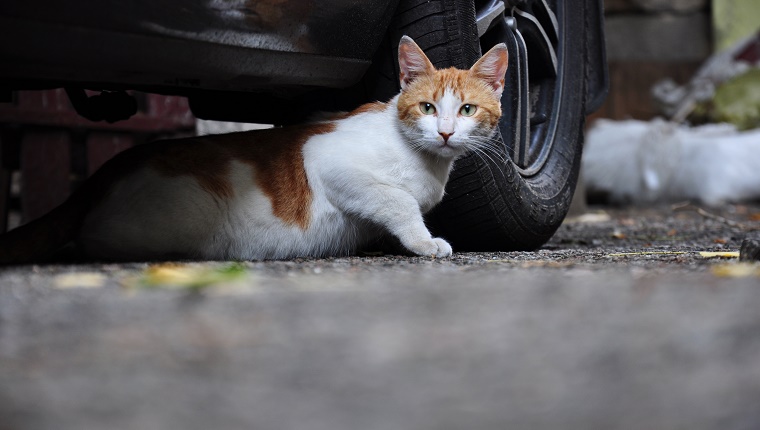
[699,251,740,258]
[713,238,728,244]
[667,229,677,236]
[750,213,760,221]
[608,251,687,257]
[54,272,106,289]
[144,265,196,285]
[132,262,248,291]
[712,263,760,277]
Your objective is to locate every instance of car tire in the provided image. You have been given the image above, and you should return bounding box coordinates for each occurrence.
[368,0,587,251]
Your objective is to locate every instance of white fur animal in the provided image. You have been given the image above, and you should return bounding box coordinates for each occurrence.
[584,118,760,205]
[0,36,509,263]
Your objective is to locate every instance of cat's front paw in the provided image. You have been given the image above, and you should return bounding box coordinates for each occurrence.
[407,237,453,258]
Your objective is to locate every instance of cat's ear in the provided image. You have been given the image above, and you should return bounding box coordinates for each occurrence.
[470,43,509,97]
[398,36,436,90]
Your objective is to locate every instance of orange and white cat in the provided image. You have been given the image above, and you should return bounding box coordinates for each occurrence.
[0,37,508,263]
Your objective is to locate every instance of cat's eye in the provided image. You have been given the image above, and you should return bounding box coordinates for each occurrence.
[460,104,477,116]
[419,102,436,115]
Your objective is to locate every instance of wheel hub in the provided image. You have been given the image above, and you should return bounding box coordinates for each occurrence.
[476,0,563,175]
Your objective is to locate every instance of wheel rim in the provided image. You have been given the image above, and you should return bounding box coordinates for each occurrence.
[475,0,564,177]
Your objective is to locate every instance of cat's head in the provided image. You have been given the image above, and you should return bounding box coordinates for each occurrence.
[396,36,508,158]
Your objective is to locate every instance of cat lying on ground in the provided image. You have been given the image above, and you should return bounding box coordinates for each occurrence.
[0,36,508,263]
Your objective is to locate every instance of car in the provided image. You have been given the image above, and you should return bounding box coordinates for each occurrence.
[0,0,608,251]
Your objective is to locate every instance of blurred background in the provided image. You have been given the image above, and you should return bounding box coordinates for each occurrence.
[582,0,760,208]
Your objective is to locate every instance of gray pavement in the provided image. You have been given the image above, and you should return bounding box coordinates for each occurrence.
[2,204,760,430]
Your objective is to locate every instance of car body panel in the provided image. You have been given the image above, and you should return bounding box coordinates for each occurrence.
[0,0,399,93]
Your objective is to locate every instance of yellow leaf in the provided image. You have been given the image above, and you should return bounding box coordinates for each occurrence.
[136,263,248,291]
[712,263,760,277]
[699,251,740,258]
[144,265,197,285]
[607,251,687,257]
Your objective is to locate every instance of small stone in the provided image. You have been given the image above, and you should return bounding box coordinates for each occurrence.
[739,234,760,261]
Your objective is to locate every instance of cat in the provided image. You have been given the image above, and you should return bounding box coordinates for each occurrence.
[0,36,508,263]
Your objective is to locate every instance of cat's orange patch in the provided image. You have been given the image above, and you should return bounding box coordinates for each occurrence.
[150,123,335,230]
[224,123,335,230]
[350,101,387,116]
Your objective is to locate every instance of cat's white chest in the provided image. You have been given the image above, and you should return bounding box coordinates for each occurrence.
[305,112,452,214]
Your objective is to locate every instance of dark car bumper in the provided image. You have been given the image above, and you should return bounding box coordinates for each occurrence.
[0,0,398,94]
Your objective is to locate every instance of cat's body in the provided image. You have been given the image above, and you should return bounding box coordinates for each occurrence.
[0,37,508,263]
[81,100,451,260]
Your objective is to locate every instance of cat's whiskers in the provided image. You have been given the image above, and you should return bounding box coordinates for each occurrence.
[406,138,431,155]
[461,137,513,184]
[467,146,503,168]
[470,135,508,154]
[464,136,509,165]
[480,145,509,165]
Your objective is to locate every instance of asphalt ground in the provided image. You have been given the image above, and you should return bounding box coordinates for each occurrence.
[2,203,760,430]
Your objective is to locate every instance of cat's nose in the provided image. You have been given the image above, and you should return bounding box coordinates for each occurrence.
[439,132,454,143]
